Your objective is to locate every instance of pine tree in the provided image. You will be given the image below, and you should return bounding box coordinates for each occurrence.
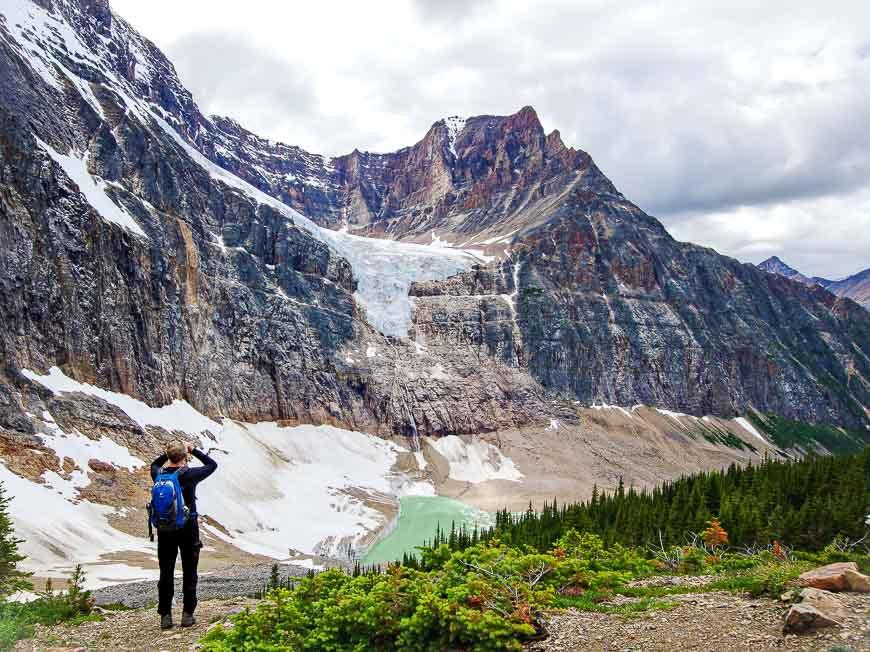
[268,562,280,591]
[0,481,32,598]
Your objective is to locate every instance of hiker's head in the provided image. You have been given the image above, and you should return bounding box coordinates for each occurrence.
[166,441,188,465]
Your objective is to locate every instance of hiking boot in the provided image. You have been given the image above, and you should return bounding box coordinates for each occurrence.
[181,612,196,627]
[160,614,173,630]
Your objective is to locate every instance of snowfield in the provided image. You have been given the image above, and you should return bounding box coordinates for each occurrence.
[14,368,437,583]
[10,368,521,587]
[428,435,523,483]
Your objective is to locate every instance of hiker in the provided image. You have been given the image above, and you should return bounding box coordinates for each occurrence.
[149,441,218,630]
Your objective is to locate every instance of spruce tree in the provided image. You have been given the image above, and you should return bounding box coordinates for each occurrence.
[0,481,32,598]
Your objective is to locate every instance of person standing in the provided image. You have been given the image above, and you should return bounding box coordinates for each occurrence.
[149,441,218,630]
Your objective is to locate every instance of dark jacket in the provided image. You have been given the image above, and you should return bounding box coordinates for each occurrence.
[150,448,218,516]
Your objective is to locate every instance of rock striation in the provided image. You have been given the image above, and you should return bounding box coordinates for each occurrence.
[0,0,868,441]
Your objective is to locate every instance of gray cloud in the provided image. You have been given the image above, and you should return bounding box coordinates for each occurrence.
[410,0,494,22]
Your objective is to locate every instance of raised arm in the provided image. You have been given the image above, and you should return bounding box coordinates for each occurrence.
[184,448,218,483]
[150,453,169,481]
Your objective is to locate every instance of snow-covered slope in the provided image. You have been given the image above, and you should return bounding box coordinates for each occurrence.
[13,368,438,583]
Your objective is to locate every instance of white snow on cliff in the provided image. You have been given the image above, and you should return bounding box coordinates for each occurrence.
[735,417,767,443]
[444,115,466,158]
[37,140,148,238]
[150,113,481,337]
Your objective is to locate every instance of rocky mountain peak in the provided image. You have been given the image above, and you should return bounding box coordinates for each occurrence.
[0,0,867,440]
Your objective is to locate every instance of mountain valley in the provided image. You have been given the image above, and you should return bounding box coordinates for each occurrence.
[0,0,867,594]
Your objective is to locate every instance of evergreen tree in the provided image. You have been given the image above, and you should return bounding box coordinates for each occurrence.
[435,447,869,554]
[0,481,32,598]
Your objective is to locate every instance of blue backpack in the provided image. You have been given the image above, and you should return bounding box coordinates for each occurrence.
[147,469,189,540]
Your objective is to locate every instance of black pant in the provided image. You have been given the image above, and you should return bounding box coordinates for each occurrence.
[157,518,201,616]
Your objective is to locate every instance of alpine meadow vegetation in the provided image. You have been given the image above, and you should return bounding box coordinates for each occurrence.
[202,448,870,651]
[0,481,98,651]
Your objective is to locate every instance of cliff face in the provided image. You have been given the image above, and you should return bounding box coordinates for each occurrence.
[0,0,868,439]
[410,200,870,426]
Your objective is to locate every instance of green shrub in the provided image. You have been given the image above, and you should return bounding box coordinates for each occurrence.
[679,546,708,574]
[710,559,813,597]
[0,604,33,652]
[710,551,767,573]
[203,538,656,652]
[0,565,97,652]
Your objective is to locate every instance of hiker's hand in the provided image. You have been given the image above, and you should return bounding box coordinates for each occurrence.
[186,442,195,453]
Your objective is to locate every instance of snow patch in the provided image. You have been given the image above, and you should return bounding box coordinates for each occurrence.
[590,403,635,420]
[428,435,523,483]
[22,367,220,435]
[36,140,147,237]
[0,462,155,589]
[734,417,767,443]
[38,419,143,474]
[655,407,694,420]
[34,417,144,499]
[444,115,466,158]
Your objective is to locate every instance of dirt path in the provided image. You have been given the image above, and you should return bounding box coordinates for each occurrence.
[14,590,869,651]
[12,597,254,652]
[529,590,870,652]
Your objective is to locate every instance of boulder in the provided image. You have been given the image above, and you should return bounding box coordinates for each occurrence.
[798,587,848,620]
[797,562,859,591]
[843,568,870,593]
[783,604,842,634]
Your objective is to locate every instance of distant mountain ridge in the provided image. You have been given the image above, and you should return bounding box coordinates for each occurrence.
[758,257,869,310]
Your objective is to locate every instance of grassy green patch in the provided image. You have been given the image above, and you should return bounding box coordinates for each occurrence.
[708,560,814,597]
[0,566,97,652]
[747,411,868,455]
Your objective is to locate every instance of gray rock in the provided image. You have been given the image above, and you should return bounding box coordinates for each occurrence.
[783,604,842,634]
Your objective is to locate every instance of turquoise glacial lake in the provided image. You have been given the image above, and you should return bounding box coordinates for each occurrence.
[361,496,494,565]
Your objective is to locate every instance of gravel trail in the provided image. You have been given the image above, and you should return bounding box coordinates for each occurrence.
[90,562,318,609]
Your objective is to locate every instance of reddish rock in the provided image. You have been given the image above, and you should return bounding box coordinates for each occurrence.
[88,459,116,474]
[798,562,859,592]
[798,587,848,619]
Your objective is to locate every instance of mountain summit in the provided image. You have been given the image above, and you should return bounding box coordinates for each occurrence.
[758,257,869,310]
[0,0,868,437]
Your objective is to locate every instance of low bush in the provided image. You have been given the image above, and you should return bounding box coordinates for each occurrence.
[709,559,814,597]
[202,532,654,652]
[0,565,97,652]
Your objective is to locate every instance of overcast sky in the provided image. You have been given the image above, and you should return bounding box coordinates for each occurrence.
[111,0,870,279]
